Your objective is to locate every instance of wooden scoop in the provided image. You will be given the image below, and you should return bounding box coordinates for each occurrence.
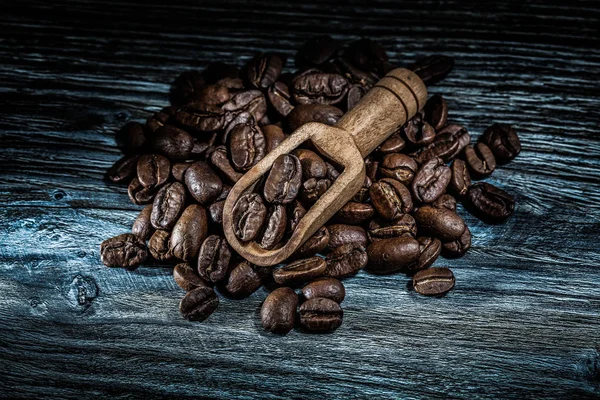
[223,68,427,266]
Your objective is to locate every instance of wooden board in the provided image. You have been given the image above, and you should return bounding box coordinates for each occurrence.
[1,1,600,398]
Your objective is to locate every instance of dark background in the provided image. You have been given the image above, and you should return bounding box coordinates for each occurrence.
[1,1,600,398]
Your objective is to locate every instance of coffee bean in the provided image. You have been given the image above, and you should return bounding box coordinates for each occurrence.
[292,69,349,105]
[401,112,436,147]
[370,178,413,220]
[222,90,268,126]
[228,121,266,172]
[325,243,368,278]
[151,182,187,230]
[443,225,471,257]
[479,123,521,163]
[224,260,263,298]
[412,267,455,296]
[107,154,140,183]
[148,230,174,262]
[379,153,418,186]
[173,263,209,292]
[302,278,345,303]
[437,124,471,159]
[209,145,243,184]
[170,204,208,262]
[169,70,206,107]
[294,226,330,258]
[295,35,341,69]
[409,55,455,86]
[259,205,287,250]
[194,84,231,106]
[146,106,176,133]
[179,286,219,321]
[464,143,496,179]
[366,236,420,274]
[411,124,470,164]
[175,101,224,133]
[232,193,267,242]
[263,154,303,204]
[100,233,147,269]
[379,133,406,154]
[286,104,343,131]
[127,177,158,205]
[467,182,514,222]
[262,124,287,153]
[327,224,368,249]
[132,204,154,241]
[411,157,451,203]
[208,200,225,225]
[287,200,307,233]
[293,149,328,179]
[246,53,285,89]
[137,154,170,189]
[171,161,193,182]
[197,235,232,283]
[151,125,194,161]
[300,177,331,204]
[432,194,457,212]
[335,202,374,224]
[449,159,471,197]
[185,161,223,205]
[116,122,147,154]
[368,214,417,241]
[423,94,448,130]
[261,287,298,334]
[414,237,442,272]
[414,205,466,241]
[273,257,327,286]
[267,82,294,118]
[298,297,343,333]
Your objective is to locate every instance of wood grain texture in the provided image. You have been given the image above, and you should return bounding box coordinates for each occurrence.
[1,0,600,398]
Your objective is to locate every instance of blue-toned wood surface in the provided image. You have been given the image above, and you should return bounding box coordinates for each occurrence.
[1,1,600,398]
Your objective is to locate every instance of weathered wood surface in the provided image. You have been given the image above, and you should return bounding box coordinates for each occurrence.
[1,1,600,398]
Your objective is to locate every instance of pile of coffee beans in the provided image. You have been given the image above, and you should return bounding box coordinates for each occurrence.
[100,36,520,334]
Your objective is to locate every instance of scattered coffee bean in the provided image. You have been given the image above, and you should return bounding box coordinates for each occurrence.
[467,182,515,222]
[370,178,413,220]
[413,267,455,296]
[132,204,154,241]
[411,157,451,203]
[261,287,298,334]
[273,257,327,286]
[148,230,174,262]
[298,297,343,333]
[464,143,496,179]
[173,263,208,292]
[325,243,368,278]
[479,123,521,163]
[414,205,466,241]
[107,154,140,183]
[100,233,147,269]
[225,260,263,298]
[170,204,208,262]
[302,277,345,303]
[151,182,187,230]
[197,235,232,283]
[185,161,223,205]
[179,286,219,321]
[366,236,420,274]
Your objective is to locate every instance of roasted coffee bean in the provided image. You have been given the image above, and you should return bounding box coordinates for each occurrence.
[107,154,140,183]
[151,182,186,230]
[298,297,343,333]
[100,233,147,269]
[292,69,349,105]
[127,177,157,205]
[411,125,470,164]
[414,205,466,241]
[437,124,471,158]
[379,132,406,154]
[467,182,514,222]
[379,153,418,185]
[194,84,231,105]
[449,159,471,197]
[228,122,266,172]
[443,225,471,257]
[261,287,298,334]
[202,62,240,84]
[175,101,224,133]
[146,106,176,133]
[335,202,374,224]
[151,125,194,161]
[286,104,343,131]
[232,193,267,242]
[116,122,147,154]
[148,230,174,262]
[300,178,331,204]
[366,236,420,274]
[170,204,208,262]
[179,286,219,321]
[224,260,263,298]
[414,237,442,272]
[327,224,368,249]
[368,214,417,241]
[351,175,371,203]
[295,35,341,68]
[287,200,307,233]
[302,277,345,303]
[346,84,367,110]
[409,55,455,86]
[173,263,208,292]
[208,200,225,225]
[325,243,368,278]
[413,267,455,296]
[293,149,327,179]
[132,204,154,241]
[137,154,170,189]
[370,178,413,220]
[263,154,303,204]
[209,145,243,183]
[423,94,448,130]
[411,157,451,203]
[221,90,267,126]
[169,70,206,107]
[273,257,327,286]
[262,124,287,153]
[464,143,496,179]
[246,53,285,89]
[185,161,223,205]
[294,226,329,258]
[259,205,287,250]
[197,235,232,283]
[267,82,294,118]
[432,194,457,212]
[401,112,436,147]
[480,123,521,163]
[171,161,193,182]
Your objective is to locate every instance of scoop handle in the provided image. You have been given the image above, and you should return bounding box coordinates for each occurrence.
[335,68,428,158]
